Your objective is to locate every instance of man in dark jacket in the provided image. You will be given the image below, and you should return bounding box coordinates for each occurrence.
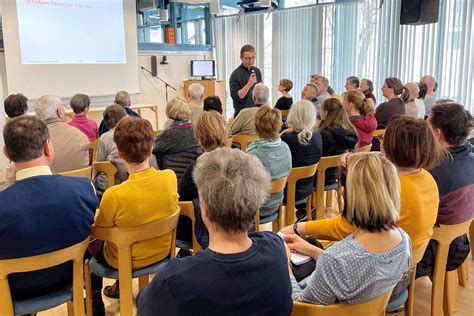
[416,101,474,278]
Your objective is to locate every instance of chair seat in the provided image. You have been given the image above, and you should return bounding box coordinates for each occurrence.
[89,257,169,280]
[176,240,192,250]
[259,212,279,224]
[386,288,408,312]
[13,285,72,314]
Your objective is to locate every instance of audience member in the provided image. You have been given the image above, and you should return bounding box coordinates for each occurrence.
[287,153,410,305]
[98,91,140,135]
[89,117,179,313]
[93,104,128,193]
[67,93,99,141]
[0,116,96,301]
[203,95,223,114]
[301,83,321,118]
[375,77,409,129]
[1,93,29,190]
[4,93,28,118]
[318,98,358,186]
[281,100,322,215]
[417,102,474,279]
[404,82,425,118]
[343,90,377,147]
[314,75,332,105]
[419,75,437,117]
[187,83,205,125]
[137,148,292,315]
[34,95,89,173]
[345,75,359,91]
[229,44,263,117]
[231,83,269,135]
[275,79,294,110]
[248,106,292,227]
[359,79,376,104]
[153,97,202,181]
[283,116,443,250]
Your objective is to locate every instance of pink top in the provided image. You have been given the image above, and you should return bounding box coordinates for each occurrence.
[68,114,99,141]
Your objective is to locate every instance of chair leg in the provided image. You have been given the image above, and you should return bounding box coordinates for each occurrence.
[67,300,75,316]
[457,259,468,287]
[443,271,458,315]
[84,260,93,316]
[470,221,474,260]
[431,244,449,316]
[405,268,416,316]
[138,276,149,290]
[325,190,333,208]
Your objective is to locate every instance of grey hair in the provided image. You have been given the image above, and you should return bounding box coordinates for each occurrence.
[305,83,319,96]
[317,76,329,88]
[34,95,63,121]
[70,93,91,114]
[114,91,131,108]
[252,83,269,105]
[193,147,271,232]
[188,83,205,101]
[287,100,315,145]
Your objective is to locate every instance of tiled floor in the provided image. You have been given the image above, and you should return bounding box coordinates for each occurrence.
[38,257,474,315]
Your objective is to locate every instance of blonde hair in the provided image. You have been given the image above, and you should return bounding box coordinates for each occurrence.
[319,98,357,134]
[344,90,375,116]
[195,111,228,151]
[166,97,191,120]
[343,153,400,232]
[254,106,282,140]
[287,100,315,145]
[279,79,293,92]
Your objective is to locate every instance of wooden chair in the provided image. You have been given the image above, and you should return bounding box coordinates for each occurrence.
[470,220,474,259]
[292,289,392,316]
[153,130,162,138]
[92,161,118,189]
[176,201,203,254]
[255,176,288,232]
[232,134,259,152]
[89,139,99,162]
[84,209,180,316]
[284,163,319,226]
[429,219,472,316]
[279,109,290,117]
[226,137,233,148]
[312,154,344,220]
[59,166,92,179]
[0,238,89,316]
[372,129,385,138]
[355,143,372,152]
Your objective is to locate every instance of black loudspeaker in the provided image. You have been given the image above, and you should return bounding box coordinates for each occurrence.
[151,56,157,77]
[400,0,439,25]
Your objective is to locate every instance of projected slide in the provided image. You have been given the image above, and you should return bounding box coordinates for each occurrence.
[16,0,126,64]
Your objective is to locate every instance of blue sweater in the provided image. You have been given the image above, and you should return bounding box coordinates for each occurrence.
[137,232,293,316]
[0,175,97,300]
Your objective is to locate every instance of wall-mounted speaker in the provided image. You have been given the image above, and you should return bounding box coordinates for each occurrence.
[400,0,439,25]
[151,56,157,77]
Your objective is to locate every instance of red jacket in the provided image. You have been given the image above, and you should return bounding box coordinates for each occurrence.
[350,115,377,147]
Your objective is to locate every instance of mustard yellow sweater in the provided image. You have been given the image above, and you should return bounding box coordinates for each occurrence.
[306,169,439,250]
[96,167,179,269]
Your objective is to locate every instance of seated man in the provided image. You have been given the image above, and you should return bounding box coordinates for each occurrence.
[0,116,97,301]
[230,83,269,135]
[34,95,89,173]
[417,101,474,278]
[98,91,140,135]
[137,148,292,316]
[301,83,321,118]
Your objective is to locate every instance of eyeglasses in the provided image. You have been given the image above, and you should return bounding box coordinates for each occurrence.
[242,57,256,61]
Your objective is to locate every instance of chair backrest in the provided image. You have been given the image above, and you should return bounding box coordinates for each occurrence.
[0,238,89,316]
[89,139,99,162]
[226,137,233,148]
[314,154,344,220]
[292,289,393,316]
[279,109,290,117]
[355,144,372,152]
[411,241,430,267]
[153,130,162,138]
[372,129,385,138]
[232,134,259,152]
[178,201,203,254]
[92,161,118,188]
[59,166,92,179]
[255,176,288,229]
[284,163,319,226]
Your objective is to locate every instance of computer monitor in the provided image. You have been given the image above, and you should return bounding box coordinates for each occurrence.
[191,60,215,79]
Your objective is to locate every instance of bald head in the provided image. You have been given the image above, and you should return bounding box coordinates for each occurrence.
[114,91,131,108]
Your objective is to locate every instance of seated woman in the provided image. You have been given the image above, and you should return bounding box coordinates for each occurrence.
[359,79,376,104]
[375,77,409,129]
[203,96,223,114]
[248,106,292,228]
[343,90,377,147]
[318,98,359,186]
[153,97,202,181]
[281,100,322,213]
[285,153,411,305]
[137,148,292,315]
[275,79,294,110]
[93,104,128,193]
[89,117,179,314]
